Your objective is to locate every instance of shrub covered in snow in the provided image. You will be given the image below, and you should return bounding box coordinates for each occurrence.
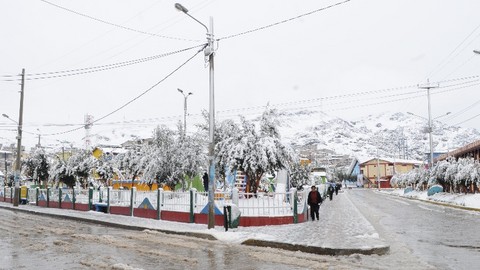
[390,157,480,193]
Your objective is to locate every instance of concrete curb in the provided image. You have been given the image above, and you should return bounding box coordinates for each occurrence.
[242,239,390,256]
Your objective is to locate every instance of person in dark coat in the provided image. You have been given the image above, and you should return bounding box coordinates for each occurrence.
[202,172,209,192]
[335,183,340,195]
[307,185,322,221]
[328,184,334,201]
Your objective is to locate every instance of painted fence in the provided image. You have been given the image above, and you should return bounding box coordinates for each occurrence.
[1,186,308,226]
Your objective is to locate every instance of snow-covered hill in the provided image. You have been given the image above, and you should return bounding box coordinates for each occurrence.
[87,109,480,162]
[277,110,480,161]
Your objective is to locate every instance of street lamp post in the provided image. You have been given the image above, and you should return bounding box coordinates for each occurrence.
[177,88,193,136]
[175,3,216,229]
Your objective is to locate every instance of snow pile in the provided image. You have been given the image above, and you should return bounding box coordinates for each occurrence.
[429,192,480,208]
[382,189,480,210]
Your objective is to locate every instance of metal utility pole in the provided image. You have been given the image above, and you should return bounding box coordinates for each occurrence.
[376,149,380,190]
[418,79,439,168]
[177,88,192,136]
[175,3,216,229]
[206,16,216,230]
[13,69,25,206]
[4,153,6,185]
[37,129,41,147]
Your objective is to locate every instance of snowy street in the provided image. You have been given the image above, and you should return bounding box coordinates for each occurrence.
[0,204,385,270]
[1,189,479,269]
[0,208,317,270]
[349,189,480,270]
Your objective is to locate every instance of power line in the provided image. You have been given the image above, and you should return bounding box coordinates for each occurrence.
[443,99,480,122]
[427,21,480,79]
[439,55,476,81]
[10,74,478,138]
[22,75,478,131]
[217,0,352,41]
[39,0,200,42]
[0,44,205,82]
[453,112,480,126]
[41,44,207,137]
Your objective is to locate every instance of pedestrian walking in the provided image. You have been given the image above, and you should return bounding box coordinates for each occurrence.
[328,184,334,201]
[335,183,340,195]
[202,172,209,192]
[307,185,322,221]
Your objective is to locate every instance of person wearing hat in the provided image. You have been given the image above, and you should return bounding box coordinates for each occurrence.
[307,185,322,221]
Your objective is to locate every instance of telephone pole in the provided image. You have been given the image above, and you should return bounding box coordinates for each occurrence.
[13,69,25,206]
[418,79,439,168]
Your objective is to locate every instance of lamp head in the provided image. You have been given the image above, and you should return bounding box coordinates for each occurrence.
[175,3,189,13]
[2,114,9,118]
[177,88,183,94]
[188,92,193,96]
[474,50,480,55]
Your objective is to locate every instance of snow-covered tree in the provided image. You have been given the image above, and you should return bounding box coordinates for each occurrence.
[444,158,458,190]
[141,126,180,189]
[49,158,75,188]
[141,125,206,190]
[289,161,311,189]
[393,157,480,193]
[215,109,294,193]
[67,150,96,188]
[95,153,115,185]
[177,131,206,186]
[23,147,49,185]
[115,147,144,187]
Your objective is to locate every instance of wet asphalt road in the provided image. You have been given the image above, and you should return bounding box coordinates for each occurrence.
[348,189,480,270]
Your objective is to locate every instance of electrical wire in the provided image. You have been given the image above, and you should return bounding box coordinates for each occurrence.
[439,55,476,81]
[16,75,478,129]
[217,0,352,41]
[443,99,480,122]
[427,21,480,79]
[39,0,200,42]
[0,44,206,82]
[453,112,480,126]
[41,44,207,137]
[7,74,478,141]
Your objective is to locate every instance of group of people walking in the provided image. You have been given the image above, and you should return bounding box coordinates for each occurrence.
[307,182,341,221]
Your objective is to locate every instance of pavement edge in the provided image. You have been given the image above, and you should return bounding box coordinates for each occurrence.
[241,238,390,256]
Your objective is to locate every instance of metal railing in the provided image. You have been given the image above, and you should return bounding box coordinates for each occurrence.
[2,187,306,217]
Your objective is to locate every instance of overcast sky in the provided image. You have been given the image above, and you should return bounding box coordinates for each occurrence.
[1,0,480,150]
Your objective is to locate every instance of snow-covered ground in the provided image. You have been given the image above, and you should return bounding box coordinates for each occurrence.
[382,189,480,210]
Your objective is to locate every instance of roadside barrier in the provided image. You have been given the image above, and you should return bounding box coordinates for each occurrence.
[1,186,307,226]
